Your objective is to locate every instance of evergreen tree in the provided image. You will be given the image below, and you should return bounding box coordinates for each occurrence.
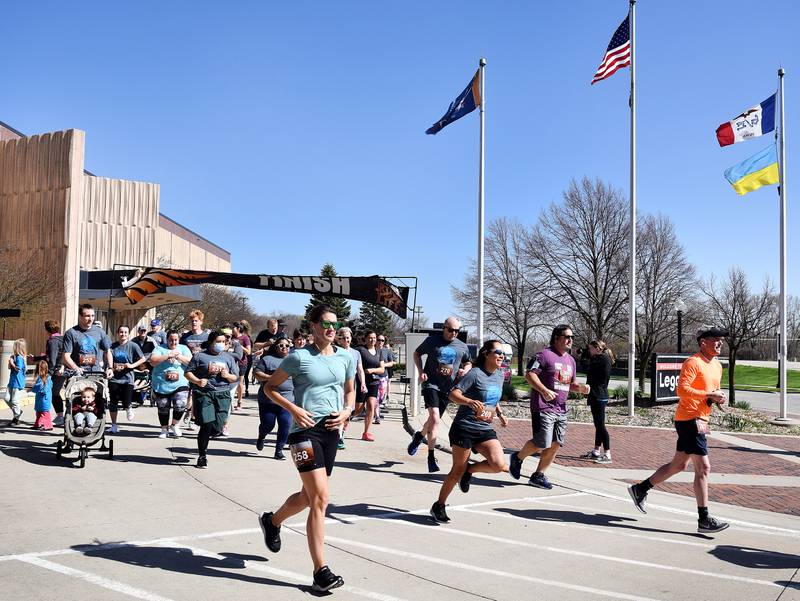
[302,263,353,330]
[354,302,393,338]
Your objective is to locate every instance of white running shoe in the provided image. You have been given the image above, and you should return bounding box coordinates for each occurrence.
[185,420,196,431]
[108,424,119,434]
[158,429,168,439]
[170,424,182,438]
[126,408,135,422]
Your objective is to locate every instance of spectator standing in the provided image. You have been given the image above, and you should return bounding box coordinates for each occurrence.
[5,338,28,425]
[582,340,614,464]
[32,360,53,431]
[44,320,67,426]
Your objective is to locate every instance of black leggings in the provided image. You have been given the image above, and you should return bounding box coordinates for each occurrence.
[198,422,214,456]
[158,410,185,426]
[590,400,610,451]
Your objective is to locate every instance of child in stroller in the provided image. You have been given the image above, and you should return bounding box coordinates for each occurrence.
[73,387,98,435]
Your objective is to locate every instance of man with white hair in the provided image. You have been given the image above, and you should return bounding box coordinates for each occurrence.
[408,317,471,472]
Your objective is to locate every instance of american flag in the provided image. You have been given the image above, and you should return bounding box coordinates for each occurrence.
[591,16,631,85]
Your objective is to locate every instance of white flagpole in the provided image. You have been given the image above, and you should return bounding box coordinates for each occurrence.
[478,57,486,346]
[627,0,637,417]
[776,67,789,422]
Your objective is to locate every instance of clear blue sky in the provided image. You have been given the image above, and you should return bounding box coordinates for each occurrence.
[3,1,797,328]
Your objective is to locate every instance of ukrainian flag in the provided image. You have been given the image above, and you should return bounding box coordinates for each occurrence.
[724,144,780,195]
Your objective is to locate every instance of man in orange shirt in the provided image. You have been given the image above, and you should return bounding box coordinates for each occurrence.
[628,327,730,534]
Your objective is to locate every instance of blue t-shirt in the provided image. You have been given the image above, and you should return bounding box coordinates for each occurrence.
[150,344,192,395]
[279,346,355,433]
[109,341,144,384]
[33,376,53,412]
[8,355,26,389]
[416,334,470,393]
[453,367,504,429]
[63,325,112,374]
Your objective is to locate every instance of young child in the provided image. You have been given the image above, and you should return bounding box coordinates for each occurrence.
[73,387,98,435]
[5,338,27,425]
[32,360,53,431]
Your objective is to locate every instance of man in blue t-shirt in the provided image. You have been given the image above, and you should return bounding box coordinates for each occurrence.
[62,304,113,378]
[407,317,471,473]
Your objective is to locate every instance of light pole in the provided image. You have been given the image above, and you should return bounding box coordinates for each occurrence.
[674,299,686,353]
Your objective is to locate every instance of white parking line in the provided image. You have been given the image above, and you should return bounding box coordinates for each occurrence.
[323,534,665,601]
[16,555,177,601]
[161,541,410,601]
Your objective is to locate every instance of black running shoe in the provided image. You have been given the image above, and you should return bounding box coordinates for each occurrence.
[196,455,207,469]
[407,431,424,456]
[509,451,522,480]
[255,437,264,452]
[429,502,450,523]
[312,565,344,592]
[427,455,440,473]
[274,451,286,461]
[459,470,472,493]
[698,516,729,534]
[259,511,281,552]
[628,484,647,514]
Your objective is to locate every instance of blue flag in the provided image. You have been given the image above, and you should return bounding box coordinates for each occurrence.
[425,70,481,135]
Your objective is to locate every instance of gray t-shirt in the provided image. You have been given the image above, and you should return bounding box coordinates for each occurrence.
[256,354,294,403]
[149,329,167,347]
[180,330,210,355]
[63,325,112,374]
[227,340,244,362]
[109,341,144,384]
[187,351,239,392]
[453,366,504,429]
[416,334,470,392]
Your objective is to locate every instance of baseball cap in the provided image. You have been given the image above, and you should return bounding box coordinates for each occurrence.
[150,319,160,326]
[137,325,147,332]
[696,326,729,341]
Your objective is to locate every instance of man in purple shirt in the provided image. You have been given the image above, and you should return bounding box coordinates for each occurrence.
[508,324,589,489]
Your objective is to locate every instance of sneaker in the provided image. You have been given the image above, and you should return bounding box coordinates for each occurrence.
[126,408,135,422]
[256,438,265,452]
[217,427,229,438]
[312,565,344,592]
[459,470,473,493]
[581,450,601,460]
[427,455,440,473]
[595,453,612,464]
[429,502,450,523]
[361,432,375,442]
[10,418,20,426]
[258,511,281,552]
[698,516,729,534]
[196,455,207,469]
[170,424,182,438]
[528,472,553,490]
[185,420,196,431]
[373,416,381,425]
[53,415,65,427]
[274,451,286,460]
[509,451,523,480]
[628,484,648,514]
[337,437,346,450]
[108,424,119,434]
[158,430,168,439]
[407,431,424,456]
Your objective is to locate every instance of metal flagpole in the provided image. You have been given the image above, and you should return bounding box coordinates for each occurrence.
[776,67,789,422]
[627,0,637,417]
[477,57,486,346]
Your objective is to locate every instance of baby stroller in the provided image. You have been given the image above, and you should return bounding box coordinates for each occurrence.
[56,373,114,468]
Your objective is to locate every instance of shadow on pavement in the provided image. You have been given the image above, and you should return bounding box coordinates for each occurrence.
[495,507,714,539]
[0,438,75,468]
[709,545,800,570]
[726,446,800,458]
[73,542,296,589]
[326,502,435,526]
[334,460,510,488]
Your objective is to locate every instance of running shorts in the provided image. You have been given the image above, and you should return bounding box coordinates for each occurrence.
[530,411,567,449]
[287,420,339,476]
[674,419,708,456]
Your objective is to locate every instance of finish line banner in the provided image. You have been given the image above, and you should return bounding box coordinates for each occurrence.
[115,268,410,318]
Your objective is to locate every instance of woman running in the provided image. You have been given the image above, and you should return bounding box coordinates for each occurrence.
[257,304,355,592]
[236,320,253,398]
[353,331,384,441]
[253,336,293,459]
[334,326,366,449]
[185,331,239,468]
[149,331,192,439]
[581,339,614,464]
[430,339,509,523]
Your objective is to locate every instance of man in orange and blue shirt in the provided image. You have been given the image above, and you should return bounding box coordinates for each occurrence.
[628,327,730,534]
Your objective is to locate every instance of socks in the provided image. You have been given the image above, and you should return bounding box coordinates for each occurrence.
[698,506,709,521]
[428,449,435,459]
[639,478,654,493]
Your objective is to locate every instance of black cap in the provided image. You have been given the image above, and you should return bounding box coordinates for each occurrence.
[696,326,729,341]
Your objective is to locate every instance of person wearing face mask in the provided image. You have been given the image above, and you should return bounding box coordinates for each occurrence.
[185,331,239,469]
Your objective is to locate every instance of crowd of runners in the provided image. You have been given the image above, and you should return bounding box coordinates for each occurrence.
[3,302,732,592]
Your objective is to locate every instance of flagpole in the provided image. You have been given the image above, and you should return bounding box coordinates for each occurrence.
[627,0,637,417]
[477,57,486,346]
[776,67,789,422]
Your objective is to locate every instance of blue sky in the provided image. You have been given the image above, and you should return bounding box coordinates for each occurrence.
[3,1,797,328]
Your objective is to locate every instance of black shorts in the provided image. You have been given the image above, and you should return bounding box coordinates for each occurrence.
[287,420,339,476]
[108,382,133,411]
[449,419,498,452]
[357,381,380,403]
[422,388,449,413]
[674,419,708,456]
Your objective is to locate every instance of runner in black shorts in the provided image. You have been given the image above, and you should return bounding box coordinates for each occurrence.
[430,340,509,523]
[257,304,356,593]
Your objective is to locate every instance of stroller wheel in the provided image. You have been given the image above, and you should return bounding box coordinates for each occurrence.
[108,439,114,460]
[56,440,63,458]
[79,445,86,469]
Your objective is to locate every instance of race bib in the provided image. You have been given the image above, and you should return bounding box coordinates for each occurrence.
[165,371,179,382]
[476,407,495,423]
[79,354,96,367]
[114,362,126,371]
[437,363,453,377]
[188,342,201,354]
[290,440,316,469]
[208,362,224,375]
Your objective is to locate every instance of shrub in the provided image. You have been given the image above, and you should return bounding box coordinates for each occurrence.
[731,400,751,410]
[612,385,629,399]
[502,380,518,401]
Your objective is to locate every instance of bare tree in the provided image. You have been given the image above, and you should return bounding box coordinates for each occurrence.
[701,268,777,402]
[634,214,697,391]
[155,284,259,332]
[0,252,58,313]
[523,177,630,342]
[787,295,800,360]
[453,218,547,375]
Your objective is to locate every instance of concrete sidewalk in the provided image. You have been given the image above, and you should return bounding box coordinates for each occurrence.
[1,396,799,601]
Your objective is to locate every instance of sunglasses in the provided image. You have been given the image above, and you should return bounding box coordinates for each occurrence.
[276,344,290,349]
[561,335,574,340]
[491,349,505,356]
[319,320,341,330]
[445,327,460,334]
[377,338,386,342]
